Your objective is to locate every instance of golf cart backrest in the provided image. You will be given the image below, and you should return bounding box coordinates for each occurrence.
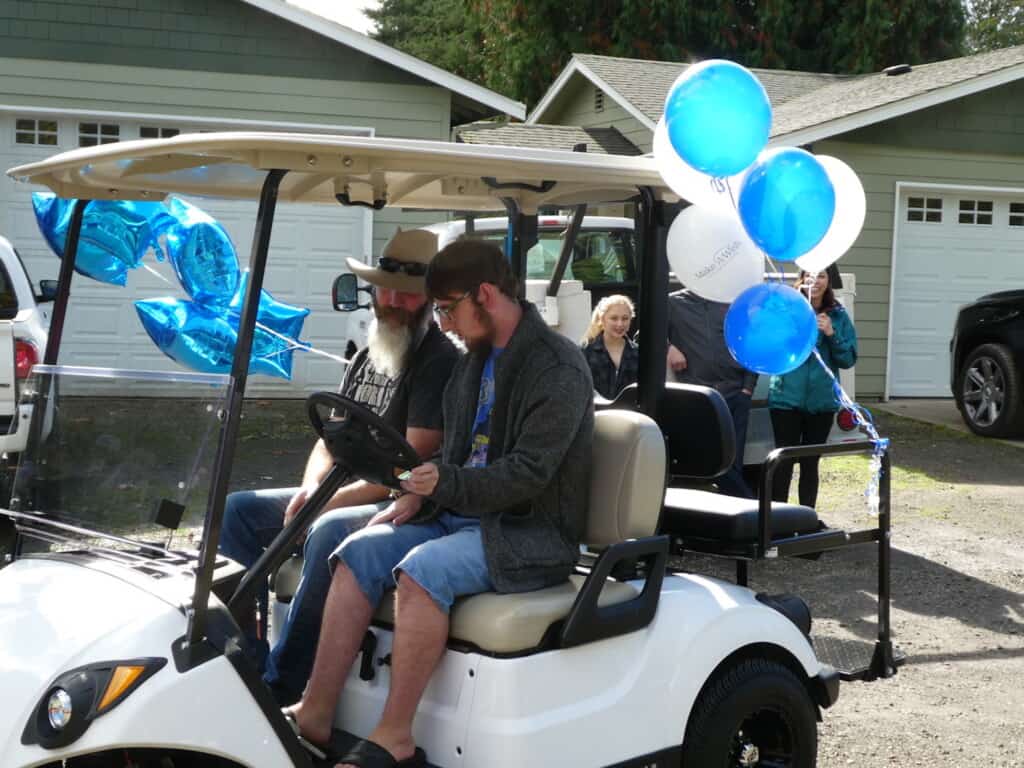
[598,382,735,482]
[584,409,667,548]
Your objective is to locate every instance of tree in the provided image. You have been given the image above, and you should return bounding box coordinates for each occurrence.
[371,0,967,108]
[965,0,1024,53]
[366,0,484,84]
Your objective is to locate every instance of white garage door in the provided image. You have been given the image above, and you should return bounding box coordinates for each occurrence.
[889,186,1024,397]
[0,114,371,396]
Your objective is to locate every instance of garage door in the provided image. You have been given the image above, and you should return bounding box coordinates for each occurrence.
[889,186,1024,397]
[0,114,371,396]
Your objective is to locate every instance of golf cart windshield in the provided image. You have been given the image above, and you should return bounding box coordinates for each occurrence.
[6,364,228,558]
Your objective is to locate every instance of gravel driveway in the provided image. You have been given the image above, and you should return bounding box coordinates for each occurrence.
[679,410,1024,767]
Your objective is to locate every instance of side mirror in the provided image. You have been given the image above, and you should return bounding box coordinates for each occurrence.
[37,280,59,303]
[332,273,372,312]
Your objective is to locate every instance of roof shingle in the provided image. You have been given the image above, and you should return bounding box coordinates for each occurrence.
[569,45,1024,140]
[454,122,642,155]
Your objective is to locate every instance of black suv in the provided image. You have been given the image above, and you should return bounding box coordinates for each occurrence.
[950,290,1024,437]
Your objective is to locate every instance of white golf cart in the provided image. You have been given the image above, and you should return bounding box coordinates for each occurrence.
[1,133,897,768]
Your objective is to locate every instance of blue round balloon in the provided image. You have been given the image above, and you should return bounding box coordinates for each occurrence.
[724,283,818,375]
[664,60,772,177]
[738,148,835,262]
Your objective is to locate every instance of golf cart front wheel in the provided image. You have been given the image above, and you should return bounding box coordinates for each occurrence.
[682,658,818,768]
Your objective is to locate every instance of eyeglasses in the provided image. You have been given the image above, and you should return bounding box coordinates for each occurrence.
[378,257,428,276]
[433,289,474,321]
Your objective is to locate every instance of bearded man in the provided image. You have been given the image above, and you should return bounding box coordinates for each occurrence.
[220,228,459,706]
[289,240,594,767]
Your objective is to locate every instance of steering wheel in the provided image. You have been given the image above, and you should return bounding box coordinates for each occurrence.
[306,392,420,490]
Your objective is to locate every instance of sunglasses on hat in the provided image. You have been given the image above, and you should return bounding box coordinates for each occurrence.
[378,257,428,276]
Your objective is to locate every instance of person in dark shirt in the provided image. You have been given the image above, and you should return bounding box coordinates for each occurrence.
[219,229,459,705]
[288,241,593,767]
[667,288,757,498]
[581,294,639,399]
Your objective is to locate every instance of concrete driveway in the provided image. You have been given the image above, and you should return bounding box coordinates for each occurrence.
[872,398,1024,448]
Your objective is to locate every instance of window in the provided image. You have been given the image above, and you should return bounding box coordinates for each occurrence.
[0,260,17,320]
[140,126,180,139]
[457,226,637,285]
[78,122,120,147]
[958,199,993,225]
[594,87,605,113]
[1010,202,1024,228]
[907,196,942,223]
[15,118,58,146]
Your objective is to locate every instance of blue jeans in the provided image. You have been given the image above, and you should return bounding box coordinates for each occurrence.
[333,512,493,614]
[716,391,754,498]
[218,488,378,701]
[265,501,383,703]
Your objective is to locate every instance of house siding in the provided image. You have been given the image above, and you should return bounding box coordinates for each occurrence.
[0,57,454,260]
[544,76,653,153]
[817,140,1024,399]
[832,80,1024,157]
[0,0,423,85]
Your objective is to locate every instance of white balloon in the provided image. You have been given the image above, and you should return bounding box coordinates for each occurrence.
[795,155,866,274]
[653,117,746,214]
[667,204,765,303]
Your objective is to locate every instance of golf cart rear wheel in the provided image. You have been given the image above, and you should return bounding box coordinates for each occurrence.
[956,343,1024,437]
[682,658,817,768]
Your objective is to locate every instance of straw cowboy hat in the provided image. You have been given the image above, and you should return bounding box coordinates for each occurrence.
[346,228,438,294]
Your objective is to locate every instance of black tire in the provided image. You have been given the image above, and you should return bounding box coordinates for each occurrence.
[956,343,1024,438]
[682,658,818,768]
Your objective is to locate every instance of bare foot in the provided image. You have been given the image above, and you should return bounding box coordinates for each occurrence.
[285,700,332,750]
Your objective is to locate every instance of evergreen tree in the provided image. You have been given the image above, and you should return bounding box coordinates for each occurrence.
[965,0,1024,53]
[371,0,967,108]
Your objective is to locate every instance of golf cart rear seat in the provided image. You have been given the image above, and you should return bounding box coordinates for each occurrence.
[599,383,882,578]
[277,409,668,655]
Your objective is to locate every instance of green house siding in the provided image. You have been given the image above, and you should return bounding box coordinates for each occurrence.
[816,138,1024,399]
[0,57,450,139]
[832,80,1024,157]
[544,76,652,153]
[0,0,422,86]
[0,55,454,257]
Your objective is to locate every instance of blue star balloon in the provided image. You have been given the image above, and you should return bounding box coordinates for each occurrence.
[136,277,309,380]
[32,193,170,285]
[228,271,310,357]
[162,197,240,306]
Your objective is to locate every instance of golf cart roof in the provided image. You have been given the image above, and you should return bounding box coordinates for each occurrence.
[7,132,675,211]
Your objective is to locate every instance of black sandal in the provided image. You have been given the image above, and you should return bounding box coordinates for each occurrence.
[282,709,332,762]
[336,737,426,768]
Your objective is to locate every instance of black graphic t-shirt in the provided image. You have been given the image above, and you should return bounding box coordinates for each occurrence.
[341,322,459,435]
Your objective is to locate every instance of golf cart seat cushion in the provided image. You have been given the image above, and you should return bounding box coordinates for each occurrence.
[373,575,640,653]
[662,487,819,542]
[374,409,666,653]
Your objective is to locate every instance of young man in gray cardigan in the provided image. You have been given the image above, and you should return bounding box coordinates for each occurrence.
[289,240,594,767]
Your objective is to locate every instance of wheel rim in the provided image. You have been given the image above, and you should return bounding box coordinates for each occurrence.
[962,356,1006,427]
[729,707,796,767]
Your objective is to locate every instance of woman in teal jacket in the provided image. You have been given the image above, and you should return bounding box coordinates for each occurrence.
[769,270,858,507]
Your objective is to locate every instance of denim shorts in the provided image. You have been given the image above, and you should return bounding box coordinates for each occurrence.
[331,511,493,613]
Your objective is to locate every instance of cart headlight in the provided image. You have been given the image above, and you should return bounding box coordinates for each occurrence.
[46,688,72,730]
[22,658,166,750]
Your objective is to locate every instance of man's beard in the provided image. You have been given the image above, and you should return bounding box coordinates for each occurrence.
[464,303,496,353]
[366,303,426,378]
